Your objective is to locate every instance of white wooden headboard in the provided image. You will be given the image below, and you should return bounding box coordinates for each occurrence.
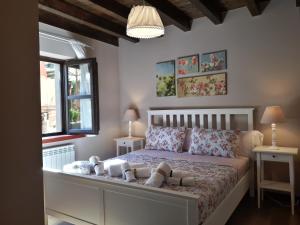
[148,108,254,131]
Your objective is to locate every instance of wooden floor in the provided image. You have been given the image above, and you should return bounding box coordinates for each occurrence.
[48,193,300,225]
[227,193,300,225]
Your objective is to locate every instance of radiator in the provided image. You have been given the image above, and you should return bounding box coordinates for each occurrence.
[43,144,75,170]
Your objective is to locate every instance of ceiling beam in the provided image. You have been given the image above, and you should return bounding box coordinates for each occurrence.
[89,0,130,22]
[145,0,192,31]
[39,8,119,46]
[39,0,137,43]
[247,0,261,15]
[187,0,225,25]
[247,0,270,16]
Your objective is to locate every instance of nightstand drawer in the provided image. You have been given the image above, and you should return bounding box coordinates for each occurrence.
[118,140,130,147]
[261,153,290,162]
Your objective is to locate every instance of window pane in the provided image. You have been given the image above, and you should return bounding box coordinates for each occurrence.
[40,61,62,134]
[67,63,91,96]
[68,99,92,130]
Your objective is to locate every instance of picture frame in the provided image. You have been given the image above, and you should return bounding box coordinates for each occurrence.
[156,60,176,97]
[177,73,227,97]
[200,50,227,73]
[177,54,199,76]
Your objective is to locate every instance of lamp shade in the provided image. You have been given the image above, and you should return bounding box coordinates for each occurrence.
[127,5,164,39]
[260,106,285,124]
[123,109,138,122]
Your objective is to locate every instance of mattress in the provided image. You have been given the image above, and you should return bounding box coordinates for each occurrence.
[102,149,249,223]
[126,149,249,179]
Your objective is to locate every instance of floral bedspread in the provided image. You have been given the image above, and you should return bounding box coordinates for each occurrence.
[103,151,238,224]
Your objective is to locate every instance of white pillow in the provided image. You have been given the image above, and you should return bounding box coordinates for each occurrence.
[238,130,264,157]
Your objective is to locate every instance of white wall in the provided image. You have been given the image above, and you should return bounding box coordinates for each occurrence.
[118,0,300,192]
[40,23,121,160]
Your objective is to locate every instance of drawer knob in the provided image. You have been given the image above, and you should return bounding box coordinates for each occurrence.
[272,155,276,158]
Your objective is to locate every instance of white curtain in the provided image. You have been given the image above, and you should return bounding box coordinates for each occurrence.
[69,39,92,130]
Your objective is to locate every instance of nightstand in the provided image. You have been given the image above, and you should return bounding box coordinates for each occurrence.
[114,137,144,156]
[253,146,298,215]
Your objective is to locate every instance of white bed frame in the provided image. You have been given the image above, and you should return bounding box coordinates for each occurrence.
[44,108,255,225]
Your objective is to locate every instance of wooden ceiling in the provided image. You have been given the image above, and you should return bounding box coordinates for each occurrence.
[38,0,298,46]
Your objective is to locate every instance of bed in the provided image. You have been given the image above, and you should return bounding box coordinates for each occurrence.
[44,108,255,225]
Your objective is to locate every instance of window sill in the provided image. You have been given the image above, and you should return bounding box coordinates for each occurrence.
[42,134,86,144]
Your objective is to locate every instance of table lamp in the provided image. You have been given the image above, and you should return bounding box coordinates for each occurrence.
[260,106,285,148]
[123,109,138,138]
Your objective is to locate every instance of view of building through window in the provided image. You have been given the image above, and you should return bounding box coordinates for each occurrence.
[40,61,62,134]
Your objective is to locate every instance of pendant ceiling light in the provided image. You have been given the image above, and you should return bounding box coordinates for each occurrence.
[127,5,165,39]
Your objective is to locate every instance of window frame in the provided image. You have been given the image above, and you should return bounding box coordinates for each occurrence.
[64,58,99,135]
[40,56,99,137]
[40,56,66,137]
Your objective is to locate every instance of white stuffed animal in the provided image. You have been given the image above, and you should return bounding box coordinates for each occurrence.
[89,155,101,166]
[89,156,104,176]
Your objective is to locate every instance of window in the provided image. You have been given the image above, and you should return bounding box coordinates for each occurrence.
[65,59,99,134]
[40,57,99,136]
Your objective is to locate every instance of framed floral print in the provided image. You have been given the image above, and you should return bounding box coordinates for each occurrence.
[200,50,227,73]
[156,60,176,97]
[177,73,227,97]
[177,54,199,76]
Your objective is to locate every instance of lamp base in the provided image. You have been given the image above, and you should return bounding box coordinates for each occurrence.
[271,123,279,150]
[128,121,132,138]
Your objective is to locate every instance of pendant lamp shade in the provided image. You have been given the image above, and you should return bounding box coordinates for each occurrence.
[127,5,164,39]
